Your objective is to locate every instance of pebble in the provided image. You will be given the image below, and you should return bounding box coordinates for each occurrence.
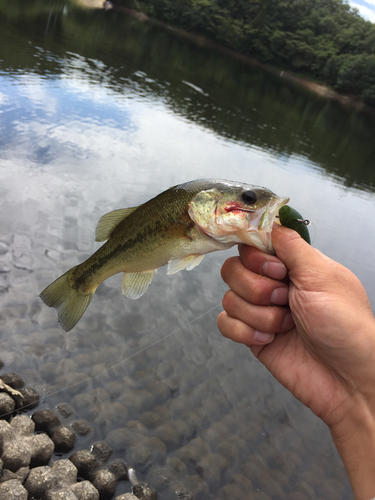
[91,441,113,463]
[175,486,194,500]
[0,373,24,389]
[56,403,75,419]
[133,482,157,500]
[69,450,100,479]
[0,374,131,499]
[29,434,56,467]
[127,442,152,467]
[153,423,180,451]
[70,481,100,500]
[14,387,39,410]
[24,459,101,500]
[50,426,76,452]
[90,469,117,500]
[32,409,61,432]
[71,419,93,437]
[114,494,138,500]
[0,479,28,500]
[24,465,55,498]
[0,393,15,415]
[107,459,129,481]
[0,416,54,471]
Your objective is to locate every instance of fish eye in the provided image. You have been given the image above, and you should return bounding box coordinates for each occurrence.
[242,190,257,205]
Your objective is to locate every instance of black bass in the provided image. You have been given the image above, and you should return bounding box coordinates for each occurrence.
[40,179,289,331]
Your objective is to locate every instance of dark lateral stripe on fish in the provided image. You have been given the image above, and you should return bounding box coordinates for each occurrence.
[72,218,172,290]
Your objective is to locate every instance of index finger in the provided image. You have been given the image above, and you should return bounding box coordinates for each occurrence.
[238,244,288,281]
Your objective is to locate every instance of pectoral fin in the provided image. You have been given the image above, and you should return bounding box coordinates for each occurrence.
[95,207,139,242]
[167,254,204,275]
[122,270,155,299]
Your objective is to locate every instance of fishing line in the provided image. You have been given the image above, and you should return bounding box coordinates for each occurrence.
[0,303,222,419]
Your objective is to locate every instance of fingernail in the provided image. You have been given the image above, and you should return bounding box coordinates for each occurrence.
[254,331,275,344]
[262,261,287,280]
[270,287,289,305]
[281,312,294,331]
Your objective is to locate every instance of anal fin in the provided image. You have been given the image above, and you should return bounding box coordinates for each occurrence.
[167,254,204,275]
[122,270,155,299]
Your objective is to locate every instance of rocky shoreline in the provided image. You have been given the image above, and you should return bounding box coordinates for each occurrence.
[0,371,160,500]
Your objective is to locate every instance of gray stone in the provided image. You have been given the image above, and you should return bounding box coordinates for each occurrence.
[25,460,81,500]
[0,416,53,469]
[146,465,171,488]
[127,443,152,466]
[91,441,113,463]
[0,373,24,389]
[115,495,139,500]
[14,387,39,410]
[10,415,35,436]
[107,459,128,481]
[0,468,17,482]
[69,450,99,479]
[70,480,100,500]
[29,433,55,466]
[44,490,78,500]
[2,439,32,472]
[32,409,61,433]
[133,483,157,500]
[91,469,117,500]
[15,466,30,483]
[50,459,78,485]
[51,426,76,452]
[154,423,179,450]
[175,487,194,500]
[71,420,93,437]
[0,478,27,500]
[24,466,55,498]
[56,403,75,419]
[0,393,15,415]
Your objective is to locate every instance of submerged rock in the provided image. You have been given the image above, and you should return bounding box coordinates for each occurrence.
[0,478,28,500]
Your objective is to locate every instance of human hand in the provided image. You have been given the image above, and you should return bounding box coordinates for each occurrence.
[218,224,375,499]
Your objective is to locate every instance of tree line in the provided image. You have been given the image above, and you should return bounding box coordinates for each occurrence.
[115,0,375,106]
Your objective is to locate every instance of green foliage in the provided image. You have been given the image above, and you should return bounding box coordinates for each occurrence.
[116,0,375,105]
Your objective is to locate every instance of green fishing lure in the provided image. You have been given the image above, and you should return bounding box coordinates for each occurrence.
[279,205,311,244]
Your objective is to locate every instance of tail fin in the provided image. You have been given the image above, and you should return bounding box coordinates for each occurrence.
[39,266,96,332]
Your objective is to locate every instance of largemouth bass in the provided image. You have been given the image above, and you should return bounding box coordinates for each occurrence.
[40,179,289,331]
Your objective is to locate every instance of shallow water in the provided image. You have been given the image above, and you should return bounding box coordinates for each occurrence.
[1,1,375,498]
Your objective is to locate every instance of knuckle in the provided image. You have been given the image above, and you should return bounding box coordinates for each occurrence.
[220,257,237,284]
[263,307,284,333]
[222,290,236,312]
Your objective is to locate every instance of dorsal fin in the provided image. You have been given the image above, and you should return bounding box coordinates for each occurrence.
[95,207,139,242]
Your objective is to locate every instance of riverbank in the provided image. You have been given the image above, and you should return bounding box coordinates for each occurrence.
[73,0,103,8]
[70,0,373,114]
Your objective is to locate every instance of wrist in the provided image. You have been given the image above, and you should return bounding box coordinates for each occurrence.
[330,398,375,500]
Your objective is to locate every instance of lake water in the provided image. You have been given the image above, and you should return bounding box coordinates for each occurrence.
[1,1,375,499]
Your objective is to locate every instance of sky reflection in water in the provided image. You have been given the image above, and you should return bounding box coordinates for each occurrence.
[1,4,375,498]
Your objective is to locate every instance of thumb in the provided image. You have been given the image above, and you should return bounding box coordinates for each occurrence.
[272,224,326,278]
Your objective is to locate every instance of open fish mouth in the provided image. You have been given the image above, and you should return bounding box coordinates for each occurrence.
[245,195,290,254]
[249,196,290,232]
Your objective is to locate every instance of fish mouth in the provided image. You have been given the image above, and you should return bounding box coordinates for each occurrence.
[246,196,290,254]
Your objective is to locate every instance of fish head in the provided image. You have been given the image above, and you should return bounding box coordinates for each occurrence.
[188,183,289,254]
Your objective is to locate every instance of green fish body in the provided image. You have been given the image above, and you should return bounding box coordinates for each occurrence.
[40,179,289,331]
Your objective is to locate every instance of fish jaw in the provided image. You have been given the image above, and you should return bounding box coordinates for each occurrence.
[242,195,290,254]
[188,187,289,255]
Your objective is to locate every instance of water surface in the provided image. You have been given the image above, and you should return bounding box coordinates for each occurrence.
[1,2,375,498]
